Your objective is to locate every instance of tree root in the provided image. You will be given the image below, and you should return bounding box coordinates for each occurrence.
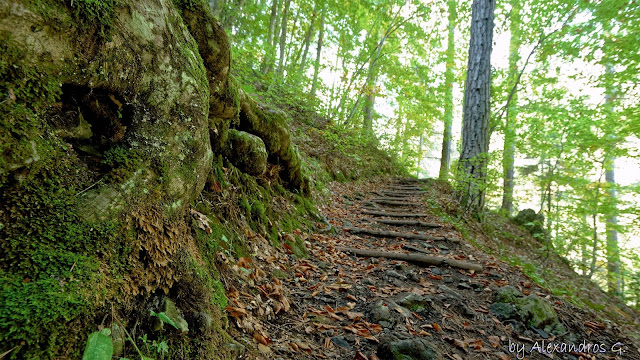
[344,226,457,243]
[336,247,483,272]
[362,209,430,217]
[365,218,441,228]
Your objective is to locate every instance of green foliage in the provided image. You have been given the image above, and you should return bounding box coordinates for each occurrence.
[150,311,179,330]
[82,328,113,360]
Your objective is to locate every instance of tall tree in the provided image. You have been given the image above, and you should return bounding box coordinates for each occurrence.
[262,0,281,74]
[310,8,324,96]
[500,0,521,215]
[277,0,292,75]
[439,0,456,180]
[458,0,495,213]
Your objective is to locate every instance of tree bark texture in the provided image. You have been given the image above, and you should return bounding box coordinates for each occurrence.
[262,0,280,74]
[310,9,325,96]
[439,0,456,181]
[458,0,495,213]
[277,0,292,75]
[605,157,621,296]
[500,0,521,215]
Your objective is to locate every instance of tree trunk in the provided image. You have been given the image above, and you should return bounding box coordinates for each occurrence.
[262,0,280,74]
[500,0,521,215]
[310,9,325,96]
[294,5,318,76]
[439,0,456,181]
[458,0,495,213]
[363,92,375,136]
[277,0,292,75]
[605,156,621,296]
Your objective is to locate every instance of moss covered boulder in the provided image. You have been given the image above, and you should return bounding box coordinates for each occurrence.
[226,129,268,176]
[517,294,566,334]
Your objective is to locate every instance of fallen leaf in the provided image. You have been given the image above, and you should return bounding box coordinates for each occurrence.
[190,209,212,234]
[257,343,270,354]
[253,332,271,346]
[238,257,253,269]
[488,335,500,348]
[354,351,367,360]
[225,306,247,319]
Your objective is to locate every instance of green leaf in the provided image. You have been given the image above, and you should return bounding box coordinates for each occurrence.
[150,310,179,329]
[82,330,114,360]
[157,312,179,329]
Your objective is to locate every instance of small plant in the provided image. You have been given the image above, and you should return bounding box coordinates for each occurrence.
[150,311,179,330]
[82,328,113,360]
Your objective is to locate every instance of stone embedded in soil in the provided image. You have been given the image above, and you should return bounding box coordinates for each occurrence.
[396,293,432,314]
[371,300,395,328]
[162,298,189,333]
[457,281,472,290]
[437,285,461,301]
[496,285,522,303]
[384,269,404,279]
[362,277,376,286]
[405,270,420,282]
[331,336,351,350]
[490,302,517,321]
[516,294,566,334]
[377,338,442,360]
[504,319,526,333]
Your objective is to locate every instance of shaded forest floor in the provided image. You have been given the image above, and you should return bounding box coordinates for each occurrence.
[219,176,640,360]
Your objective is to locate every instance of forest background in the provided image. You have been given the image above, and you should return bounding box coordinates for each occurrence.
[207,0,640,307]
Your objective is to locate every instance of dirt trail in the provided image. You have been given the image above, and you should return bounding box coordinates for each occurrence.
[223,178,640,360]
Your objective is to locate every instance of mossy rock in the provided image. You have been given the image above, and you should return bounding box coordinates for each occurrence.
[515,294,565,334]
[377,338,442,360]
[226,129,267,176]
[496,285,522,304]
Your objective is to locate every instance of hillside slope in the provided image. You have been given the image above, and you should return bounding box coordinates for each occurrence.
[219,175,640,359]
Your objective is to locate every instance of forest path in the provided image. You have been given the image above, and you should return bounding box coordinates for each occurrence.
[224,177,640,360]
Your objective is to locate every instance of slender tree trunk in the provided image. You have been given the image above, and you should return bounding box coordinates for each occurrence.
[363,92,375,135]
[262,0,280,74]
[310,9,325,97]
[605,155,621,296]
[581,214,589,276]
[417,134,424,177]
[277,0,292,75]
[500,0,521,215]
[588,210,598,279]
[439,0,456,181]
[284,6,300,71]
[601,37,622,295]
[210,0,225,19]
[458,0,495,213]
[293,5,318,75]
[587,169,604,279]
[344,5,405,126]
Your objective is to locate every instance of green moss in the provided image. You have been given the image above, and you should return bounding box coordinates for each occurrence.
[285,235,307,258]
[239,197,251,217]
[0,32,62,186]
[268,225,280,248]
[0,274,92,359]
[102,145,142,183]
[70,0,118,38]
[0,161,118,359]
[250,200,267,225]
